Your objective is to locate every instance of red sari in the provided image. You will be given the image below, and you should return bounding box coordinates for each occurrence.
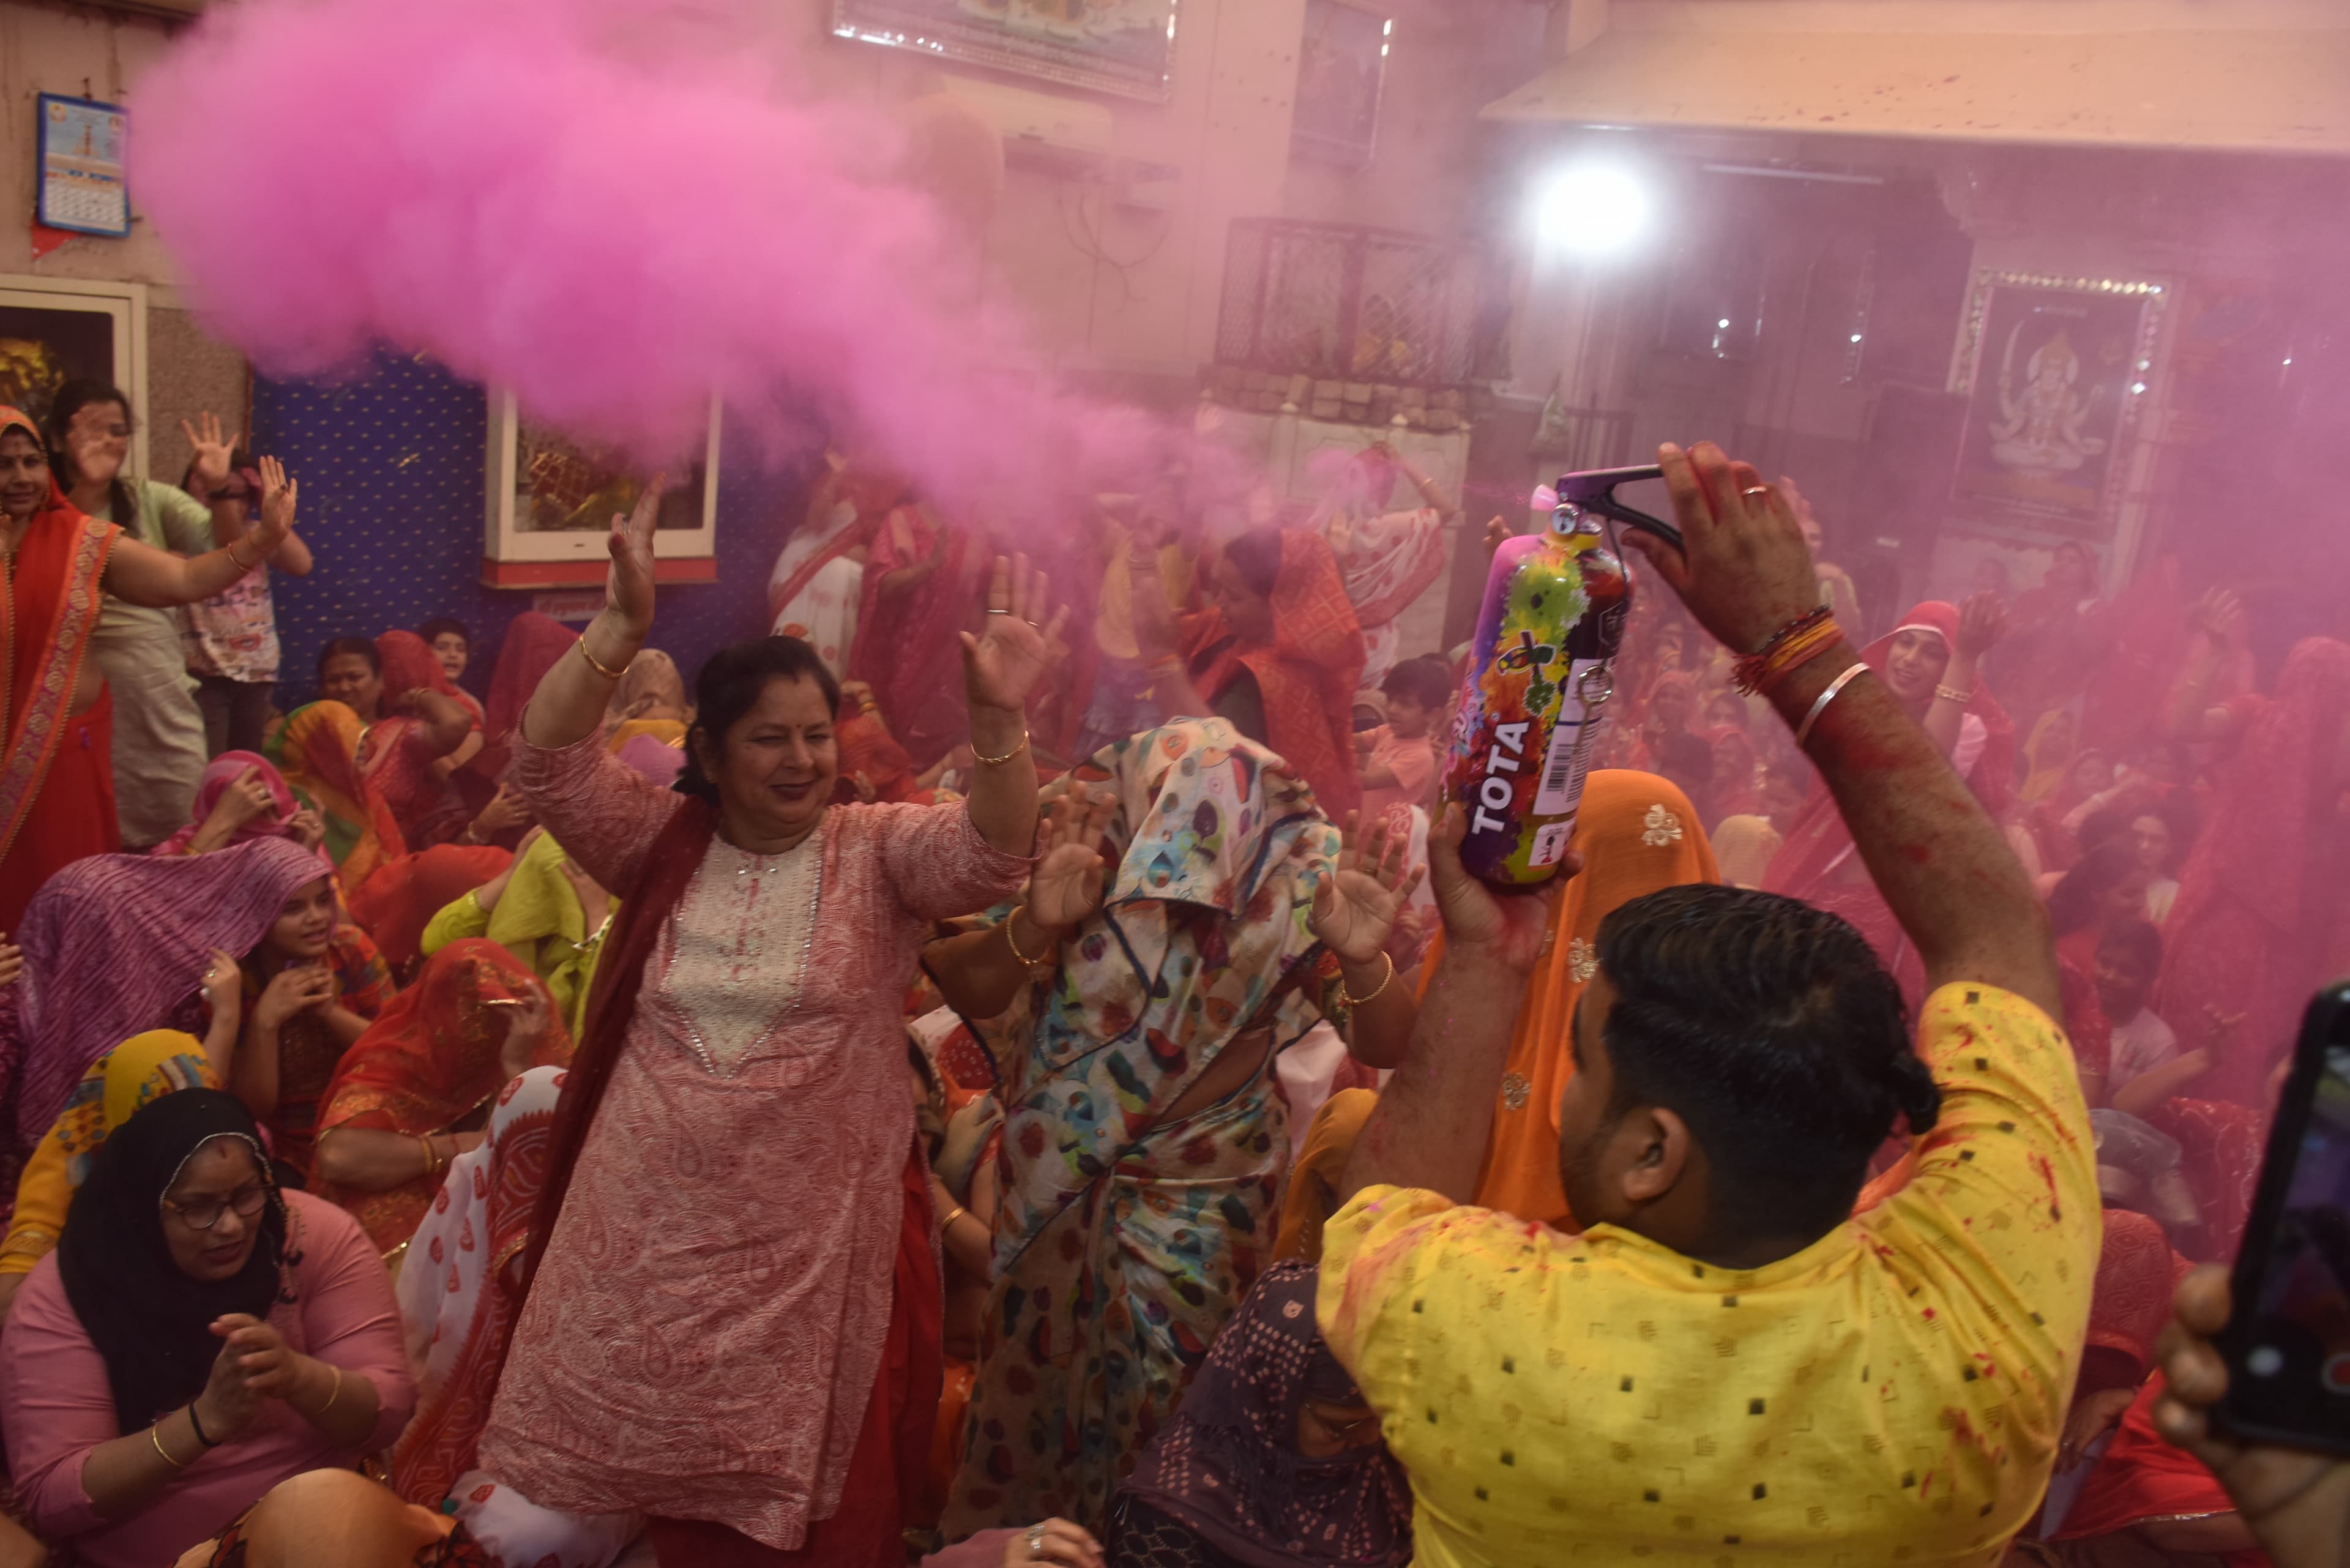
[1764,602,2016,1000]
[345,843,515,981]
[313,939,574,1254]
[1183,531,1366,818]
[373,630,477,846]
[2155,637,2350,1105]
[849,504,971,767]
[474,613,578,783]
[2051,1376,2270,1566]
[0,453,122,935]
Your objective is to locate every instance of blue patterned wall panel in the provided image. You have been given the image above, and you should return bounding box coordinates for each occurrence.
[255,349,796,709]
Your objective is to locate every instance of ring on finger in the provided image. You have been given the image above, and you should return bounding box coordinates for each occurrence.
[1740,485,1771,500]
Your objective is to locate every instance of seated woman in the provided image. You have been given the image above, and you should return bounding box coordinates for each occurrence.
[1129,526,1367,818]
[966,1261,1412,1568]
[418,828,613,1040]
[280,637,473,859]
[419,616,473,689]
[0,1089,414,1568]
[267,650,412,892]
[151,751,329,866]
[7,838,337,1161]
[312,940,571,1259]
[229,872,394,1179]
[602,647,690,751]
[0,1028,233,1320]
[933,722,1419,1536]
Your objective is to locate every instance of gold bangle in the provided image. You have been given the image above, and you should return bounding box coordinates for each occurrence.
[1933,683,1974,706]
[1337,950,1396,1009]
[575,638,632,681]
[225,538,258,572]
[152,1422,188,1468]
[939,1204,968,1233]
[308,1364,343,1417]
[1002,906,1052,966]
[972,730,1029,768]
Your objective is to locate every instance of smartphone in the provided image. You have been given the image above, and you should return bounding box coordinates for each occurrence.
[2217,982,2350,1454]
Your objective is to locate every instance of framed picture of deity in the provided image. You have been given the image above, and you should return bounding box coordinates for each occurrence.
[0,274,148,476]
[481,393,720,589]
[1948,271,2167,540]
[1292,0,1390,168]
[832,0,1181,103]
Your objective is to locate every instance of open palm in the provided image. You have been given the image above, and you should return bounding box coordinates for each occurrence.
[962,551,1068,713]
[606,475,667,634]
[1028,791,1116,930]
[1310,812,1427,965]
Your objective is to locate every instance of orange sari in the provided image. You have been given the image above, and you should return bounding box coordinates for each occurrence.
[1419,771,1721,1228]
[313,939,573,1255]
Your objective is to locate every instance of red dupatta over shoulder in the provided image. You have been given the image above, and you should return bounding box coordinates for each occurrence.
[1185,531,1366,818]
[0,414,120,895]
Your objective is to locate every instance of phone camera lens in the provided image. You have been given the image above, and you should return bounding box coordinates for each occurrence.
[2247,1345,2286,1378]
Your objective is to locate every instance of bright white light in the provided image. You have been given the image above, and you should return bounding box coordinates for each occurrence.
[2131,381,2147,395]
[1717,318,1731,330]
[1531,162,1654,258]
[2284,356,2295,366]
[1849,333,1863,343]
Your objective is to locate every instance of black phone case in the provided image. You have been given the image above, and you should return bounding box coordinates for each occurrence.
[2215,982,2350,1455]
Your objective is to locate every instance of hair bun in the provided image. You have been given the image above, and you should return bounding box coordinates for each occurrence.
[1885,1051,1942,1136]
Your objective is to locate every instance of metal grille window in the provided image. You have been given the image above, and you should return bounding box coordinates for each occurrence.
[1216,218,1482,389]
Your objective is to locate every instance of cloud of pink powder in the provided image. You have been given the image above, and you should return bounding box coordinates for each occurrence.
[129,0,1174,521]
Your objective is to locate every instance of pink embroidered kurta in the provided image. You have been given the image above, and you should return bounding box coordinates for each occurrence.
[476,733,1028,1550]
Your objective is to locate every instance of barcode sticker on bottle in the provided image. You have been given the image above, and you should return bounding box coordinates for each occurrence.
[1534,659,1608,816]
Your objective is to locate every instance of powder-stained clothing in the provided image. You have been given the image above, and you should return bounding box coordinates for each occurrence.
[1319,982,2097,1568]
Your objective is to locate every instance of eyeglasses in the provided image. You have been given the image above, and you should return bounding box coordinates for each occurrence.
[162,1182,270,1232]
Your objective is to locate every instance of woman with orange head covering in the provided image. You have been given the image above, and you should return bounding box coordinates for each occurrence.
[1414,771,1721,1228]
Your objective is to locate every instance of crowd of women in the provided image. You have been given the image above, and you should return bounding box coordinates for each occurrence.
[0,397,2341,1567]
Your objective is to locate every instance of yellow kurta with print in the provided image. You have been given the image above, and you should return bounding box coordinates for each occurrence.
[1319,983,2097,1567]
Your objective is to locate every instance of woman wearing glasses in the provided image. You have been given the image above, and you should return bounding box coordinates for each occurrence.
[0,1089,417,1568]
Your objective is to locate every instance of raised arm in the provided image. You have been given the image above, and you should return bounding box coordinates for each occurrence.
[398,688,475,760]
[523,479,666,749]
[100,463,296,610]
[2168,589,2245,745]
[1628,442,2058,1017]
[1338,809,1560,1203]
[957,554,1061,859]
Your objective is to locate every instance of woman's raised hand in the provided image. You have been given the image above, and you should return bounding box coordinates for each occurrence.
[497,981,555,1081]
[961,552,1068,715]
[211,766,278,834]
[1955,590,2007,662]
[2194,587,2247,648]
[1310,810,1428,966]
[1028,791,1114,932]
[203,949,243,1026]
[250,455,297,559]
[605,475,667,637]
[181,413,241,495]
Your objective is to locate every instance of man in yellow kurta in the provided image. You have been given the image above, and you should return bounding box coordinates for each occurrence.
[1319,440,2095,1567]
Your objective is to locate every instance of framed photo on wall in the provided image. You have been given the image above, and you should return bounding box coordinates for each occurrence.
[0,274,148,476]
[482,393,719,588]
[832,0,1181,102]
[1292,0,1390,168]
[1949,270,2166,540]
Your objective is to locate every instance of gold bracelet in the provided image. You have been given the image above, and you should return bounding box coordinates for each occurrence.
[939,1204,968,1233]
[308,1364,343,1417]
[1933,683,1974,706]
[1002,906,1052,966]
[972,730,1029,768]
[152,1422,189,1468]
[225,538,258,572]
[1337,950,1396,1008]
[575,638,632,681]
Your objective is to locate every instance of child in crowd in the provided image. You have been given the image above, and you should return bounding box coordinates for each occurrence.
[419,618,471,687]
[1356,654,1450,821]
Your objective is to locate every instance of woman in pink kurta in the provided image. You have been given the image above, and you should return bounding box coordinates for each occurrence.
[0,1091,414,1568]
[474,485,1059,1567]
